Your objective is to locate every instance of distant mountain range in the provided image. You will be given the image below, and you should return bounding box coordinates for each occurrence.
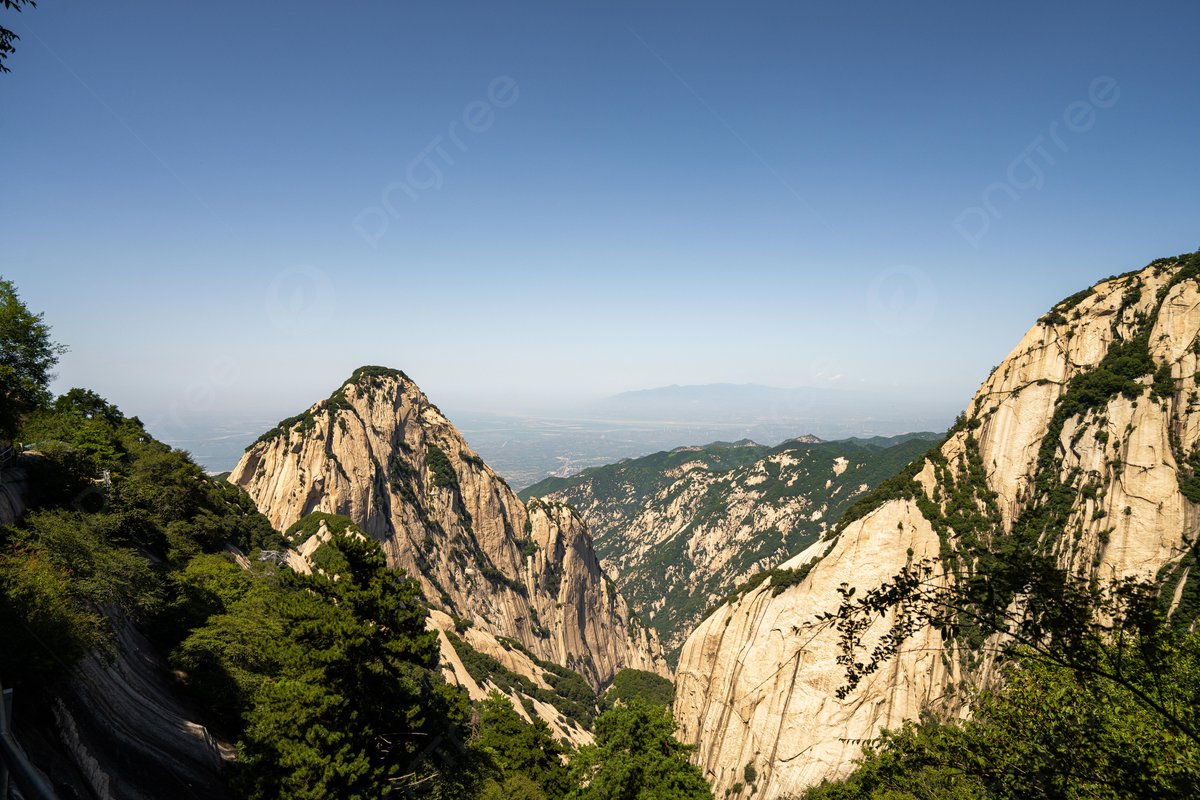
[519,432,943,659]
[589,383,954,423]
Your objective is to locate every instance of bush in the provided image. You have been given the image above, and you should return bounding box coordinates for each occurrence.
[565,701,710,800]
[0,546,103,686]
[604,668,674,708]
[428,443,458,488]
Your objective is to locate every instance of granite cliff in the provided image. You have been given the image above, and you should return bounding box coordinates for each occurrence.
[674,254,1200,798]
[525,436,940,659]
[229,367,669,698]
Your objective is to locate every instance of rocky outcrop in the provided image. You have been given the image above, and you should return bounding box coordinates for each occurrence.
[532,437,937,659]
[0,452,40,527]
[16,612,235,800]
[229,367,668,692]
[674,255,1200,798]
[425,609,595,749]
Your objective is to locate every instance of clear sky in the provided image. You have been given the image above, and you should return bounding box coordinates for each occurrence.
[3,1,1198,434]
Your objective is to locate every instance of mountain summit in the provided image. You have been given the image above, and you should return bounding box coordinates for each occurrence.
[674,254,1200,798]
[230,366,668,694]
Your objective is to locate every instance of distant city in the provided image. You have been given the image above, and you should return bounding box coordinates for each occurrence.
[156,383,959,488]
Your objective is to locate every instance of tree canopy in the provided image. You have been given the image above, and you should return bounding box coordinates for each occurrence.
[474,691,571,800]
[0,276,67,438]
[0,277,716,800]
[801,635,1200,799]
[565,700,711,800]
[0,1,35,74]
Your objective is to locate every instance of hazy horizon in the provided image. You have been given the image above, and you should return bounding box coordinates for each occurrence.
[141,378,958,483]
[4,2,1198,476]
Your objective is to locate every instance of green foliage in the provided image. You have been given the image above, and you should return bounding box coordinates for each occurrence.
[768,558,820,596]
[1055,287,1096,313]
[283,510,360,546]
[246,365,411,451]
[603,668,674,708]
[480,564,529,595]
[309,541,341,570]
[565,700,711,800]
[561,433,939,665]
[5,404,271,592]
[10,509,159,612]
[474,691,571,799]
[519,441,775,507]
[0,388,281,705]
[0,546,103,686]
[834,438,947,536]
[182,535,471,799]
[0,276,67,439]
[1153,362,1178,399]
[480,774,548,800]
[170,584,283,729]
[448,633,599,730]
[1159,539,1200,633]
[802,636,1200,799]
[428,443,458,488]
[247,409,317,451]
[818,255,1200,795]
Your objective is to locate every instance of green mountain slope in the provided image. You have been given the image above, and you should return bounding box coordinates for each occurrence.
[525,433,941,661]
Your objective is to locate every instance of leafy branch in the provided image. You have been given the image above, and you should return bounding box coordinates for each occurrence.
[817,555,1200,748]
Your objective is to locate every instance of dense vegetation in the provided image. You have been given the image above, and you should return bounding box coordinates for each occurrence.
[518,439,776,505]
[246,365,411,451]
[566,700,711,800]
[282,510,361,547]
[558,433,940,662]
[800,635,1200,799]
[1,387,283,691]
[0,281,711,800]
[0,277,67,440]
[802,254,1200,797]
[602,667,675,708]
[445,631,599,734]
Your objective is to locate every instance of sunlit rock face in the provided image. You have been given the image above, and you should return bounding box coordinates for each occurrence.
[231,367,669,694]
[674,256,1200,799]
[536,437,936,660]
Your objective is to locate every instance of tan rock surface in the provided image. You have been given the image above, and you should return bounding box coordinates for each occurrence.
[426,610,594,747]
[538,439,937,659]
[229,369,669,704]
[675,258,1200,798]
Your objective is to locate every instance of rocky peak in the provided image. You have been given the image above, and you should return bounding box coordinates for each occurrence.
[673,253,1200,798]
[230,366,668,690]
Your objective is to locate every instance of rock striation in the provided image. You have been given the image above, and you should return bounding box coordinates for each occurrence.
[18,612,235,800]
[674,255,1200,798]
[529,437,938,659]
[229,367,668,693]
[0,452,40,527]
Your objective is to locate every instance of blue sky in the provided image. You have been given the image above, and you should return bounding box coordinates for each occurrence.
[3,1,1198,434]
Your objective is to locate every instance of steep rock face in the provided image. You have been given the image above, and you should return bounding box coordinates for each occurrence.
[0,453,40,527]
[229,368,668,690]
[17,613,234,800]
[425,609,595,748]
[531,437,938,659]
[675,255,1200,798]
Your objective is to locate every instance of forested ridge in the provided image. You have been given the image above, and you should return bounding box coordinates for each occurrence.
[0,278,709,799]
[6,253,1200,800]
